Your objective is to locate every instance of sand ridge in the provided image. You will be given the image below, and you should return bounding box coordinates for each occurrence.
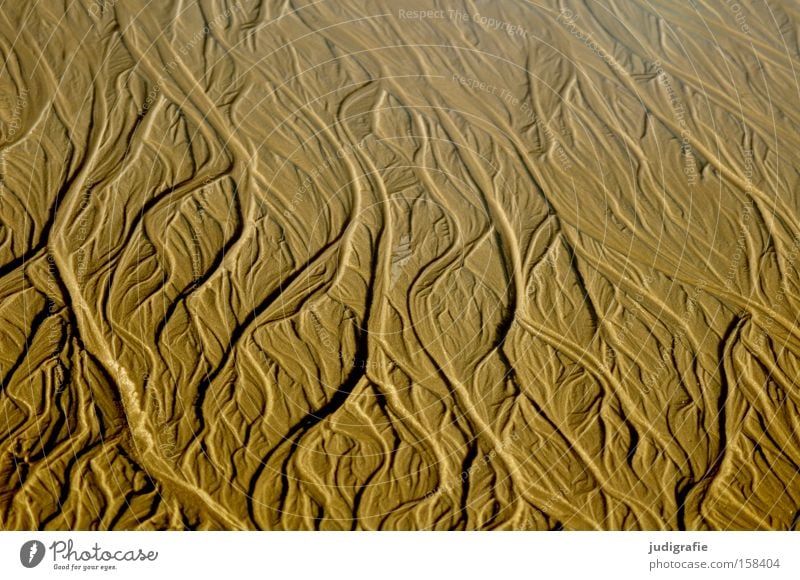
[0,0,798,530]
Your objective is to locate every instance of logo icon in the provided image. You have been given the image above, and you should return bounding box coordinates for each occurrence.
[20,540,45,568]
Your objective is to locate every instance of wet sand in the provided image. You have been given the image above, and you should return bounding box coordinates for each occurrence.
[0,0,798,530]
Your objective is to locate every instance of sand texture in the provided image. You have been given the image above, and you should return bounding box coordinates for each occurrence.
[1,0,799,530]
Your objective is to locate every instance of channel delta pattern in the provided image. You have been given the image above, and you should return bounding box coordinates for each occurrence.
[0,0,799,530]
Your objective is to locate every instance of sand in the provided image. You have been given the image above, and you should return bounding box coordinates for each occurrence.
[0,0,799,530]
